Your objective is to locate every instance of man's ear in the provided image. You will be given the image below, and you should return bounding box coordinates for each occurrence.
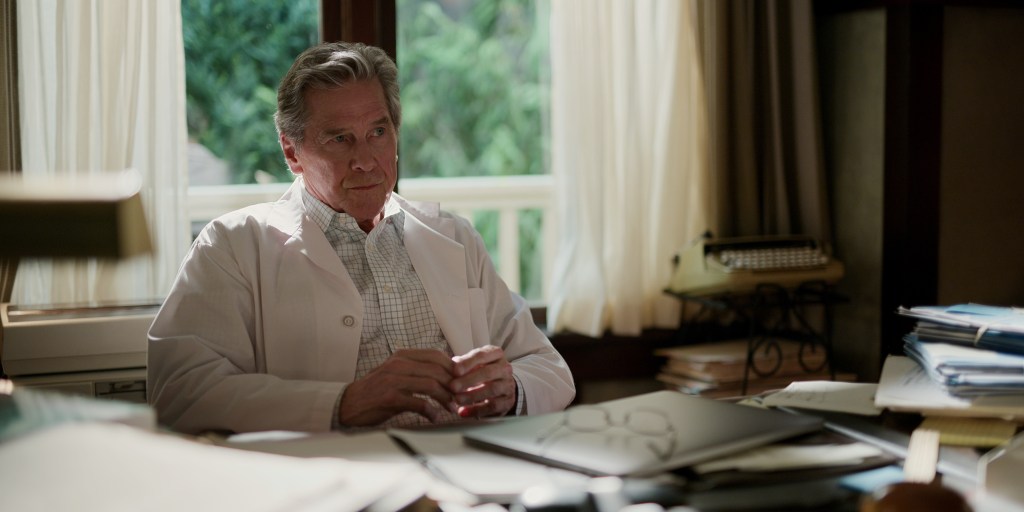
[280,133,302,174]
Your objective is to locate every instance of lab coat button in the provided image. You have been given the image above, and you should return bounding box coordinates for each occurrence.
[342,316,355,327]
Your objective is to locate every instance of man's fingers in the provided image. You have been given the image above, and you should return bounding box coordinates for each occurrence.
[450,354,512,394]
[341,383,447,426]
[339,347,517,427]
[457,393,515,419]
[445,346,517,418]
[389,367,456,410]
[453,374,516,407]
[385,355,454,385]
[452,345,504,377]
[338,353,457,426]
[394,349,455,373]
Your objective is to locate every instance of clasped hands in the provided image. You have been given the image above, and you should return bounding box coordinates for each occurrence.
[338,345,516,427]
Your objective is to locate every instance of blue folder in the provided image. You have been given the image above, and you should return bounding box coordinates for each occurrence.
[898,304,1024,356]
[903,335,1024,396]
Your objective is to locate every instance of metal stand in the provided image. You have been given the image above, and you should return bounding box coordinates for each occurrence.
[665,280,845,395]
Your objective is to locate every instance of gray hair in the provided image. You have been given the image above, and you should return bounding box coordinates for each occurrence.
[274,42,401,144]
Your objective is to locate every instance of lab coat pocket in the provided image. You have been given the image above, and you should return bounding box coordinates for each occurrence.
[467,288,491,348]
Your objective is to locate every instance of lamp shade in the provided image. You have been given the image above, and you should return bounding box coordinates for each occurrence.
[0,170,152,258]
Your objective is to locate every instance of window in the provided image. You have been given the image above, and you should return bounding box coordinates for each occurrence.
[182,0,318,187]
[397,0,552,302]
[396,0,549,180]
[183,0,551,302]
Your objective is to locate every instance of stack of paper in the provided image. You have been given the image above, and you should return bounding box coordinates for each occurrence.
[898,304,1024,398]
[654,339,851,398]
[874,355,1024,422]
[898,303,1024,355]
[904,337,1024,396]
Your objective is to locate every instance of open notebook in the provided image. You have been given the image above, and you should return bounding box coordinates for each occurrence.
[462,390,822,477]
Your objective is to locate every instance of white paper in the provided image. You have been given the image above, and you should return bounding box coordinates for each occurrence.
[694,443,884,473]
[222,429,413,464]
[0,422,419,512]
[389,428,589,502]
[875,356,1024,420]
[762,380,882,416]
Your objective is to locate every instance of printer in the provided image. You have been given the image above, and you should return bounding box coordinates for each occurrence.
[0,302,158,403]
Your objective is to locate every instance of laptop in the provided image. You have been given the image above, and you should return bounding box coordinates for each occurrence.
[462,390,822,477]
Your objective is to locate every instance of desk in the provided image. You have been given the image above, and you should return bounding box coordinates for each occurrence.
[3,386,1022,512]
[217,407,1021,512]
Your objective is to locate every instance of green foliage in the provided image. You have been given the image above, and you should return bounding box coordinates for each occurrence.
[473,210,500,265]
[518,208,544,300]
[183,0,550,299]
[184,0,548,183]
[398,0,550,300]
[182,0,317,184]
[397,0,549,179]
[470,208,543,301]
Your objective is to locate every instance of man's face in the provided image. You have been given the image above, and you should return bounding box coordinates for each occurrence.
[281,79,398,232]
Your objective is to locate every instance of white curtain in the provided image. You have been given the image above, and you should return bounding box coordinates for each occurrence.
[12,0,189,306]
[547,0,711,337]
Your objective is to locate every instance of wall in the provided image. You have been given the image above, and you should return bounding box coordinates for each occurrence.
[817,4,1024,382]
[938,6,1024,306]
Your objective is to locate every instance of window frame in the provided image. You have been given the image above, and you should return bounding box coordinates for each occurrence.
[321,0,396,55]
[318,1,551,313]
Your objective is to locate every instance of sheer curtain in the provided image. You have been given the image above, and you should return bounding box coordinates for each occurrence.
[547,0,711,337]
[12,0,189,306]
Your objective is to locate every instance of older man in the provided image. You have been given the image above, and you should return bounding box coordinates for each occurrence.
[147,42,575,435]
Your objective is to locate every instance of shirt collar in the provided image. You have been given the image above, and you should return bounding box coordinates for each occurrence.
[300,186,405,237]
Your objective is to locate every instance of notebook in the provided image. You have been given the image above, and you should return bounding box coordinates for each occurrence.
[461,390,822,477]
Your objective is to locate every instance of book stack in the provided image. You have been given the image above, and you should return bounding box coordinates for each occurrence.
[655,339,846,398]
[898,304,1024,397]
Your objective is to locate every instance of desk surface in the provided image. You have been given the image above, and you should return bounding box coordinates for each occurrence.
[216,406,1022,512]
[4,383,1021,512]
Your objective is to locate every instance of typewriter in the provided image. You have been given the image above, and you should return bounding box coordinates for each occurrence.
[666,234,844,297]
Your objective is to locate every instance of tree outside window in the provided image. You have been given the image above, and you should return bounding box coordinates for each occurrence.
[183,0,549,300]
[182,0,317,185]
[398,0,550,300]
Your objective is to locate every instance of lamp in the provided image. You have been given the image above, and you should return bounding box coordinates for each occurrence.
[0,170,153,382]
[0,170,152,259]
[0,170,156,447]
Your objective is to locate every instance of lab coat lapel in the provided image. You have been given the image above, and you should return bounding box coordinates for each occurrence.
[267,179,359,381]
[268,179,347,281]
[403,209,474,356]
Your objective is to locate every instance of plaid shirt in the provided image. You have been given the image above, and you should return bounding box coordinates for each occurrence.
[302,188,459,428]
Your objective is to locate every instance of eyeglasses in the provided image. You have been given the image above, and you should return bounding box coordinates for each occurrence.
[536,405,678,462]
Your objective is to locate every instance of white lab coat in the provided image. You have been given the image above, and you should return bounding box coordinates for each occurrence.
[148,178,575,434]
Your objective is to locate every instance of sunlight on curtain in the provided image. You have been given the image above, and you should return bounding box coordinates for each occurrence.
[547,0,711,337]
[12,0,188,306]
